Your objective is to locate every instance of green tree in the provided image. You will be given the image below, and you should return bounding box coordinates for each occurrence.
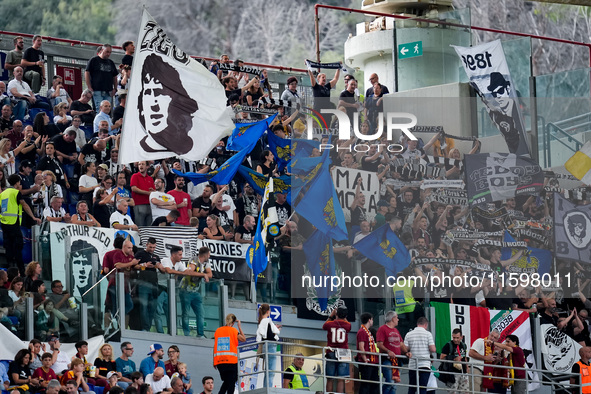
[0,0,116,43]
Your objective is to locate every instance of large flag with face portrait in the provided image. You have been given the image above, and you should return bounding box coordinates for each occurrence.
[452,40,530,157]
[119,10,234,164]
[554,193,591,264]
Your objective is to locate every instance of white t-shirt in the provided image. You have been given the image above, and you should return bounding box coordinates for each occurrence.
[158,257,186,287]
[50,348,70,373]
[470,337,485,370]
[145,374,171,393]
[110,209,135,228]
[150,191,175,220]
[79,174,98,189]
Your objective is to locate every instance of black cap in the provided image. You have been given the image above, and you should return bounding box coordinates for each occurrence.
[19,160,33,169]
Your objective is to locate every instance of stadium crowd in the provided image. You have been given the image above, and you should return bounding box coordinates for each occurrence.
[0,34,589,394]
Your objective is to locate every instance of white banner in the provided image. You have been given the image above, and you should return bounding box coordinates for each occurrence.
[452,40,530,156]
[540,323,582,373]
[49,223,140,300]
[119,10,234,164]
[331,167,379,222]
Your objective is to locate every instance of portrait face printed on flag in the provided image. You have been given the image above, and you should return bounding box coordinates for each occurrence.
[70,239,98,299]
[138,54,198,155]
[487,72,513,112]
[565,211,591,249]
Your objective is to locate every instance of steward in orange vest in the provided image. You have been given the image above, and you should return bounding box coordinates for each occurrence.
[571,346,591,394]
[213,314,246,394]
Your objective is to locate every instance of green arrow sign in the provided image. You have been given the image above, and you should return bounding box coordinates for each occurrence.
[398,41,423,59]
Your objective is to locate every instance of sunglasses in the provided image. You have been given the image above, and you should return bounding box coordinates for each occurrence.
[491,86,508,98]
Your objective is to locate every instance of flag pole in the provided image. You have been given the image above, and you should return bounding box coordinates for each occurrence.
[82,268,116,297]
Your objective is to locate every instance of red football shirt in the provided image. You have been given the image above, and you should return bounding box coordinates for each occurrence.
[168,190,192,226]
[322,319,351,350]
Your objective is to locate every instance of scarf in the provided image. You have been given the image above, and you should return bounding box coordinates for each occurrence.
[361,324,377,363]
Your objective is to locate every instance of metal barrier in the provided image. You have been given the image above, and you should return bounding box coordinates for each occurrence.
[238,340,586,393]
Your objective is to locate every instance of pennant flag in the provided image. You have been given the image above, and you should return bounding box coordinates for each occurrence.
[226,114,277,152]
[119,10,234,164]
[452,40,530,156]
[303,230,336,311]
[267,131,292,171]
[246,178,279,283]
[295,153,348,240]
[501,231,552,274]
[464,153,543,205]
[554,193,591,263]
[565,141,591,185]
[237,166,290,196]
[352,224,410,276]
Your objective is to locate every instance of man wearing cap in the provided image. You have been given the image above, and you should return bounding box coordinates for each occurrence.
[365,73,389,98]
[145,367,172,393]
[485,72,523,154]
[139,344,165,378]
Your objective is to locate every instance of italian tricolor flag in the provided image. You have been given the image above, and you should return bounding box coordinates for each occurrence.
[432,302,490,351]
[432,302,538,390]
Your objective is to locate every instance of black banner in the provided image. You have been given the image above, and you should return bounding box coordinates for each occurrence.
[218,63,262,76]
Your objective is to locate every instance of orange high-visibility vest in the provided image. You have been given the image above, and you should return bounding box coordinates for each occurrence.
[576,361,591,393]
[214,326,239,365]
